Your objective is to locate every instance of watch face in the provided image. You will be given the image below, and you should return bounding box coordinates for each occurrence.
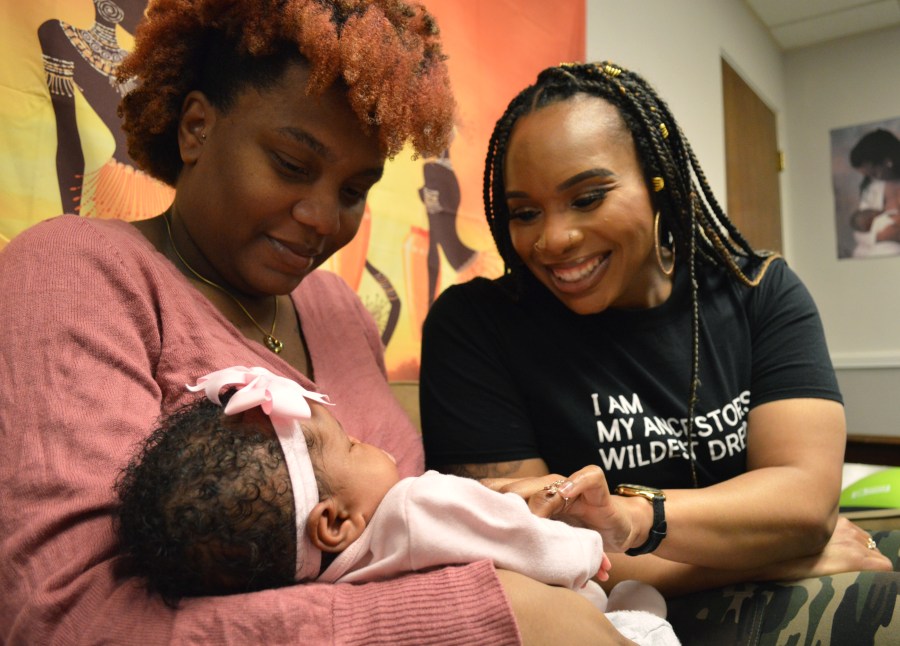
[616,484,666,499]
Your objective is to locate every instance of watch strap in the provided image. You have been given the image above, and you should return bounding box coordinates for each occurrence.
[625,495,667,556]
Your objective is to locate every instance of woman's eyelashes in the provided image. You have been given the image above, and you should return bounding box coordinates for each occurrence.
[271,152,371,209]
[508,206,540,222]
[507,189,609,221]
[340,183,372,207]
[272,152,311,179]
[572,190,608,210]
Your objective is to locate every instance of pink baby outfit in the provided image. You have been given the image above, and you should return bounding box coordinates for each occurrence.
[320,470,602,586]
[0,216,518,645]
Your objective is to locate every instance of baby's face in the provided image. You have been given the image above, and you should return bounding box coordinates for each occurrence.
[301,402,401,521]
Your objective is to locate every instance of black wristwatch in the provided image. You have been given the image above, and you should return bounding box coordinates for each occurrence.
[615,484,667,556]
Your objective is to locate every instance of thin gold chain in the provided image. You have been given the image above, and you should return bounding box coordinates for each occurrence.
[163,214,284,354]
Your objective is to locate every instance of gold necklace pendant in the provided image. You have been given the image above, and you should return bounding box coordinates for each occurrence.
[265,335,284,354]
[163,214,283,354]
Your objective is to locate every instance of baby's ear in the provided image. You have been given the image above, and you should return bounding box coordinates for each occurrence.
[307,499,366,553]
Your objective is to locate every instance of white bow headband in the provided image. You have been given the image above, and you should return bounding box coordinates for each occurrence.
[187,365,332,581]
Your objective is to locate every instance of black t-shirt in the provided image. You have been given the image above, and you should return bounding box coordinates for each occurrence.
[420,258,841,489]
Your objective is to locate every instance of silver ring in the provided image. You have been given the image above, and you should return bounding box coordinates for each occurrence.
[867,537,877,551]
[561,496,571,512]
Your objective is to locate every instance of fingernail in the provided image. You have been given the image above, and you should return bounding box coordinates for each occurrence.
[560,482,573,495]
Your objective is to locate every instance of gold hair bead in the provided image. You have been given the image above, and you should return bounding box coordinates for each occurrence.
[652,177,665,192]
[603,64,622,77]
[660,123,669,139]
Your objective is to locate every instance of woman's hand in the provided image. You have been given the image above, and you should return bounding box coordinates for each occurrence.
[756,516,893,582]
[495,569,636,645]
[482,466,639,553]
[554,466,642,552]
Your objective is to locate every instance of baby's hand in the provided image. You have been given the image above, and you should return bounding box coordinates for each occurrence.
[557,466,635,552]
[596,553,612,582]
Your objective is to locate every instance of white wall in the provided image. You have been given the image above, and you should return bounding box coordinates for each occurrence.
[586,1,900,437]
[586,0,784,216]
[783,27,900,365]
[783,26,900,437]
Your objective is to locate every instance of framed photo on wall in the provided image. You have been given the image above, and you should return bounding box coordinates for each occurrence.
[830,117,900,260]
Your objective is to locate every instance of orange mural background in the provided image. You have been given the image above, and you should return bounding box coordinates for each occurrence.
[0,0,585,379]
[324,0,586,378]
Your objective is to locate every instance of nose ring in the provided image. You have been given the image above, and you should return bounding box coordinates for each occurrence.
[533,231,578,252]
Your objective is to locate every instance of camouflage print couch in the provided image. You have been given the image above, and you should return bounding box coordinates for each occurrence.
[667,530,900,645]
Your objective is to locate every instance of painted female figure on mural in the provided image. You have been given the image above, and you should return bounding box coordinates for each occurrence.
[38,0,172,219]
[402,149,501,348]
[419,150,478,304]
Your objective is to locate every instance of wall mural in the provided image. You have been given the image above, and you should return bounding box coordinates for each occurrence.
[0,0,585,379]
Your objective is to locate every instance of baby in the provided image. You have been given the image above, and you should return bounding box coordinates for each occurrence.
[850,179,900,258]
[849,131,900,258]
[115,366,679,645]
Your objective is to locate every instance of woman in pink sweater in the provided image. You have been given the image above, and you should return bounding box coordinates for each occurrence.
[0,1,632,644]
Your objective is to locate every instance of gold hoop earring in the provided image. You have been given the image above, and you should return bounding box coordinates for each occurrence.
[654,212,675,277]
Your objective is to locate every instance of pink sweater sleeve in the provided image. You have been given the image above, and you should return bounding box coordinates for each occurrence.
[0,217,518,645]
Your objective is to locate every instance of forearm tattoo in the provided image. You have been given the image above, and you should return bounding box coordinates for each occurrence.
[439,461,525,480]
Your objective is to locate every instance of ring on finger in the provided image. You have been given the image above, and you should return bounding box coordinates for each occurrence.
[543,479,566,496]
[561,496,571,512]
[867,537,877,551]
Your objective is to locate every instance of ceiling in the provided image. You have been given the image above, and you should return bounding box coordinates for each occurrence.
[744,0,900,50]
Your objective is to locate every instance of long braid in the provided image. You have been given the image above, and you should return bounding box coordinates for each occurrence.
[484,61,779,487]
[484,90,540,275]
[686,194,701,486]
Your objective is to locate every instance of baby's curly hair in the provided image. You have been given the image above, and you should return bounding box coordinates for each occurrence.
[118,0,456,185]
[114,397,298,605]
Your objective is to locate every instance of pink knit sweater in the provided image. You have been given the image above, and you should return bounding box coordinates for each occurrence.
[0,216,518,645]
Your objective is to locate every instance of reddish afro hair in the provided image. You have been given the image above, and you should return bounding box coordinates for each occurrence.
[118,0,456,186]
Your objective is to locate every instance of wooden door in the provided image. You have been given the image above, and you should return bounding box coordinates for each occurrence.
[721,58,783,253]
